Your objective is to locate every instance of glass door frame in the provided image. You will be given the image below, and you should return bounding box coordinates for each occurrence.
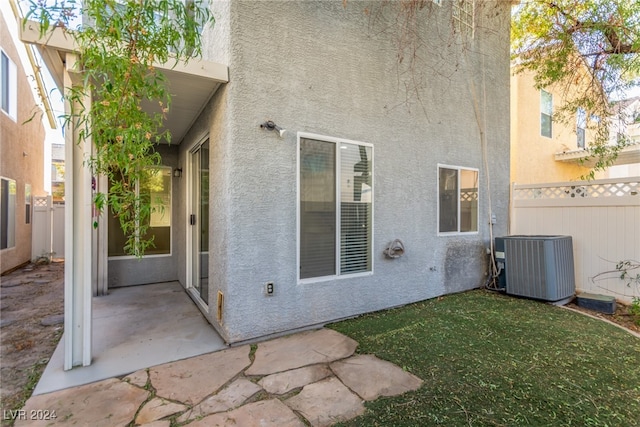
[186,135,210,308]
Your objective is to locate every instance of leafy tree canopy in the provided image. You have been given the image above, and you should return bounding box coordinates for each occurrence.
[511,0,640,176]
[25,0,213,256]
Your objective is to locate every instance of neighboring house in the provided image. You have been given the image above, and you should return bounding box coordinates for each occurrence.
[51,142,65,201]
[0,8,46,274]
[511,68,640,184]
[510,67,595,184]
[603,96,640,178]
[22,0,512,369]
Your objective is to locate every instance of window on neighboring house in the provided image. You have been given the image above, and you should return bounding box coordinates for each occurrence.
[108,166,172,257]
[576,108,586,149]
[540,89,553,138]
[25,184,31,224]
[298,134,373,281]
[1,178,16,249]
[438,165,478,234]
[453,0,474,39]
[1,50,17,121]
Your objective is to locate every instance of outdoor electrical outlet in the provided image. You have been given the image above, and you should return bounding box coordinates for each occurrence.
[266,282,274,296]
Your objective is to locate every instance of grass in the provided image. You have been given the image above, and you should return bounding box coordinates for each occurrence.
[329,290,640,426]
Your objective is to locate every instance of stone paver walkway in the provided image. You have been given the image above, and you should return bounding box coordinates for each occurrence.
[16,328,423,427]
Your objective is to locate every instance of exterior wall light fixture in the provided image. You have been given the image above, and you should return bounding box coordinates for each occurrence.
[173,168,182,178]
[260,120,287,137]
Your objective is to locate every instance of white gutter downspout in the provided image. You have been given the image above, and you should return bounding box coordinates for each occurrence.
[63,53,92,369]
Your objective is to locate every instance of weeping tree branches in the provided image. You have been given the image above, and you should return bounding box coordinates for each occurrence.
[512,0,640,177]
[25,0,213,256]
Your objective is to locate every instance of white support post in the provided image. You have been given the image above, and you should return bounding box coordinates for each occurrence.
[63,53,92,370]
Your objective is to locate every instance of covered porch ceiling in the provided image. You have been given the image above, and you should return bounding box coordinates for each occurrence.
[555,141,640,167]
[20,20,228,145]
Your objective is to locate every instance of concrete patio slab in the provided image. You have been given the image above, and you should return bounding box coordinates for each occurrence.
[285,377,365,427]
[15,378,149,427]
[34,282,227,395]
[135,397,187,425]
[187,399,305,427]
[258,364,333,395]
[246,329,358,376]
[331,354,424,401]
[149,345,251,404]
[178,378,263,423]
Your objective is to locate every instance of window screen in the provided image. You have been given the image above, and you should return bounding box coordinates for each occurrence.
[438,166,478,234]
[299,136,372,280]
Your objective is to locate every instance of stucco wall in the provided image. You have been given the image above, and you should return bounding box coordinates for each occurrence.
[0,11,45,274]
[510,69,593,184]
[192,0,510,342]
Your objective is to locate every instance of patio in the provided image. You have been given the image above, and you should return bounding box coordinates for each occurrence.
[34,281,226,395]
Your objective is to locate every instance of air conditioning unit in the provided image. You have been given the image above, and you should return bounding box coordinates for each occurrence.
[494,235,575,302]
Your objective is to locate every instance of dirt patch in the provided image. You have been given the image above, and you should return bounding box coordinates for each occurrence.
[0,261,64,426]
[566,300,640,334]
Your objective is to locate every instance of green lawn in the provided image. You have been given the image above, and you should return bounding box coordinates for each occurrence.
[329,290,640,426]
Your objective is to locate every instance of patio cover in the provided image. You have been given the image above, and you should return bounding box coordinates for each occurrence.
[20,20,229,370]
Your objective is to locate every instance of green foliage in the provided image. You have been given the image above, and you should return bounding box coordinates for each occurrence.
[630,298,640,326]
[512,0,640,177]
[25,0,213,257]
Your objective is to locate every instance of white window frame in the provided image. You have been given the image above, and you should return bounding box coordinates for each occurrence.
[297,132,374,284]
[576,107,586,149]
[437,164,479,236]
[1,50,18,122]
[1,177,17,250]
[540,89,553,138]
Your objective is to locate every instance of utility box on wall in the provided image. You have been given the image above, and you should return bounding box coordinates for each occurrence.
[495,235,575,302]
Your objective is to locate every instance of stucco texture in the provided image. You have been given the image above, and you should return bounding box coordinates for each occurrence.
[180,0,511,343]
[0,11,45,274]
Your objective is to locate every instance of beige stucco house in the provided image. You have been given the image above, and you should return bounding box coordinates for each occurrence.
[510,67,593,184]
[0,8,46,274]
[511,67,640,184]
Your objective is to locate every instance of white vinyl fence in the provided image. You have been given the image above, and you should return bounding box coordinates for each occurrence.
[510,177,640,304]
[32,196,65,260]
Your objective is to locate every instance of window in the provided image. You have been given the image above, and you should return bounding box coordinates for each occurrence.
[1,50,17,121]
[298,134,373,281]
[453,0,474,39]
[576,108,586,149]
[438,165,478,234]
[540,89,553,138]
[25,184,31,224]
[108,166,172,257]
[1,178,16,249]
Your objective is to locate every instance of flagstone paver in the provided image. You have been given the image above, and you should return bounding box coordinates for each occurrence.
[18,329,424,427]
[124,368,148,387]
[331,354,424,401]
[246,328,358,376]
[285,377,366,427]
[187,399,305,427]
[177,378,263,423]
[138,421,170,427]
[135,397,187,425]
[149,344,250,404]
[15,378,149,427]
[259,364,333,395]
